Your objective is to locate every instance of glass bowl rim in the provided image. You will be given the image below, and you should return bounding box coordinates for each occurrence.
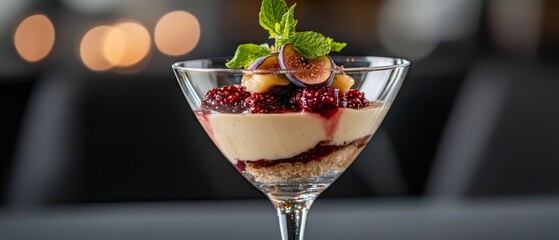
[172,56,410,74]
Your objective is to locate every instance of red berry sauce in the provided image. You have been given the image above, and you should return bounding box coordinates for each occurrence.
[234,136,371,172]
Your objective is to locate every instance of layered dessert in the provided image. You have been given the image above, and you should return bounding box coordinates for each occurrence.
[194,0,389,183]
[197,102,388,183]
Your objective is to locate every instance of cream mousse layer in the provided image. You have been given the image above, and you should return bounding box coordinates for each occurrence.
[197,103,389,163]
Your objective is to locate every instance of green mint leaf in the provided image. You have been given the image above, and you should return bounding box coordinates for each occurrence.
[274,4,297,48]
[259,0,288,37]
[331,41,347,52]
[280,4,297,40]
[275,36,290,48]
[226,43,272,69]
[327,37,347,52]
[274,23,282,36]
[292,31,331,59]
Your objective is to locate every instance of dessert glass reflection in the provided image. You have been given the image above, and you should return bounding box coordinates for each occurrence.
[173,56,409,240]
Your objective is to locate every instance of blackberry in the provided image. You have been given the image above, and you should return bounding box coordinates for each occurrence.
[341,89,369,109]
[201,85,250,113]
[290,86,340,114]
[246,92,288,114]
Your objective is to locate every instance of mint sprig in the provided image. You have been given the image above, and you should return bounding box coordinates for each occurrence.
[291,31,330,59]
[227,0,347,68]
[225,44,271,69]
[277,4,297,46]
[328,37,347,52]
[259,0,288,37]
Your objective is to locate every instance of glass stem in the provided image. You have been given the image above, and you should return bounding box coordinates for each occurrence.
[273,199,314,240]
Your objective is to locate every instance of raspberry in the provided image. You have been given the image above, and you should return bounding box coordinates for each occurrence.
[290,86,340,114]
[246,93,287,114]
[341,89,369,109]
[201,85,250,113]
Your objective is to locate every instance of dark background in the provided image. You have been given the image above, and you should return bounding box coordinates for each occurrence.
[0,0,558,207]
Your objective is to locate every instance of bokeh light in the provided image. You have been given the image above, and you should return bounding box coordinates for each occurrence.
[154,11,200,56]
[79,25,115,71]
[102,26,127,67]
[79,21,151,72]
[104,21,151,67]
[14,14,56,62]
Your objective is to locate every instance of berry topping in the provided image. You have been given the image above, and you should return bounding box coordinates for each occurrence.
[201,85,251,113]
[246,92,288,114]
[341,89,369,109]
[290,86,340,114]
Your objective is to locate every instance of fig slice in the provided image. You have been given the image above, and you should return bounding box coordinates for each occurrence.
[247,54,281,71]
[278,44,335,87]
[242,55,290,93]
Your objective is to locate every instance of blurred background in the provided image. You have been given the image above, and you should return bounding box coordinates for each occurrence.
[0,0,558,208]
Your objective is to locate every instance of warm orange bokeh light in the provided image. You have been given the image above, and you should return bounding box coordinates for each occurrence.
[80,25,115,71]
[102,27,127,67]
[104,21,151,67]
[80,21,151,72]
[154,11,200,56]
[14,14,56,62]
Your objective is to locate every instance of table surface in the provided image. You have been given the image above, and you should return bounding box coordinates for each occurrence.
[1,197,559,240]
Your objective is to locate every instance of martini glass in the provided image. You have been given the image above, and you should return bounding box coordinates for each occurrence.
[173,56,409,240]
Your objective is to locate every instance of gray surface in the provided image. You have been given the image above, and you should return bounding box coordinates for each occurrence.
[1,197,559,240]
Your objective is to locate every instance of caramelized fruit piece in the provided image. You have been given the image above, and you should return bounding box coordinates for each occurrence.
[330,74,355,94]
[242,55,290,93]
[278,44,334,87]
[242,74,291,94]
